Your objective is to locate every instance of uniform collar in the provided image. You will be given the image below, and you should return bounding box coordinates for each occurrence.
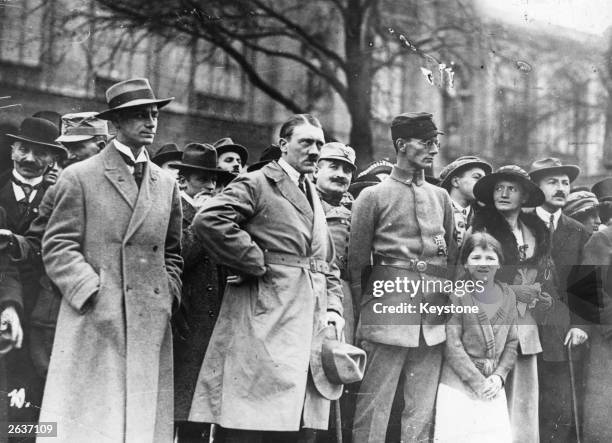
[390,165,425,186]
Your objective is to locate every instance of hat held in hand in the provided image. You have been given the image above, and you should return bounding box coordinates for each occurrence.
[310,325,367,400]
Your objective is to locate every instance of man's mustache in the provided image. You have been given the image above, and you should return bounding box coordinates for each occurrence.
[331,177,349,185]
[553,191,567,198]
[307,154,319,162]
[17,161,41,170]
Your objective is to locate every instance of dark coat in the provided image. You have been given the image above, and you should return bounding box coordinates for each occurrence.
[0,171,48,423]
[0,206,23,443]
[172,196,224,422]
[39,143,183,442]
[471,206,555,355]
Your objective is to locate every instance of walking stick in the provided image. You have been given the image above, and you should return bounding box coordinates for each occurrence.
[334,398,343,443]
[567,343,582,443]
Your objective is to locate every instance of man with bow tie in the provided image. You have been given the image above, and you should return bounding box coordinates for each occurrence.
[0,116,66,428]
[39,78,183,442]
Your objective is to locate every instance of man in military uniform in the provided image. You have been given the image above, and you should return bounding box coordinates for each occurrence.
[349,112,456,442]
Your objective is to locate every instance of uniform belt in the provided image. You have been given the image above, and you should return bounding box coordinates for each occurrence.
[264,251,331,274]
[373,254,448,279]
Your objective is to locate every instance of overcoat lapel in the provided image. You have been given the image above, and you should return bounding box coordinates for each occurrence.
[263,162,313,219]
[124,154,157,242]
[0,180,20,231]
[103,142,138,210]
[308,178,329,259]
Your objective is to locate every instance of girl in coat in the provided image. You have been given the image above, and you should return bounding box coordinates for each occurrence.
[435,232,518,443]
[470,165,556,443]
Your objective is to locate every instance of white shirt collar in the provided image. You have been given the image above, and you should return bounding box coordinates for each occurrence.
[11,170,42,202]
[536,206,562,230]
[181,191,195,207]
[114,140,148,164]
[278,157,302,186]
[451,199,471,216]
[12,170,43,186]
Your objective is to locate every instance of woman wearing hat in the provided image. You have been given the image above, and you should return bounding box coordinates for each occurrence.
[563,190,601,234]
[471,165,556,443]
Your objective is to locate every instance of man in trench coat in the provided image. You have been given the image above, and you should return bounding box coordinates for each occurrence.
[189,114,344,443]
[38,78,183,443]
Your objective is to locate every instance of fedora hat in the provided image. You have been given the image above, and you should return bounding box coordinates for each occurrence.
[96,78,174,120]
[310,325,367,401]
[473,165,545,208]
[7,117,67,156]
[213,137,249,166]
[56,112,109,143]
[246,144,282,172]
[168,143,234,182]
[564,191,600,217]
[152,143,182,167]
[592,178,612,203]
[528,157,580,183]
[438,156,492,190]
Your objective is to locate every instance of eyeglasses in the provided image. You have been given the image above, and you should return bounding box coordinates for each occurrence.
[413,139,440,150]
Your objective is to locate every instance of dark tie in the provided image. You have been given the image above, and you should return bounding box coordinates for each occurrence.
[11,177,40,201]
[548,213,555,231]
[118,152,145,188]
[298,175,312,208]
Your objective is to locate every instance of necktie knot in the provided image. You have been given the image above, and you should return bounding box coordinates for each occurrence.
[11,177,40,200]
[118,152,145,188]
[549,213,555,230]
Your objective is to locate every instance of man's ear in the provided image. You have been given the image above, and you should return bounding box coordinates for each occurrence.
[451,175,460,189]
[278,138,288,152]
[396,138,406,153]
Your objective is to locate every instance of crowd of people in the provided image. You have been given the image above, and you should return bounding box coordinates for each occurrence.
[0,76,611,443]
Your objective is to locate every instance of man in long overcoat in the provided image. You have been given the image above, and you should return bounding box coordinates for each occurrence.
[189,114,344,443]
[39,78,183,443]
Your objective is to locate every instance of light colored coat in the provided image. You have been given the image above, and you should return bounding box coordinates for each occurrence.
[39,143,183,443]
[188,161,343,431]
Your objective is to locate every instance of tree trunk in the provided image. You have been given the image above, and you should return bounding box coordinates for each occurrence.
[344,0,375,168]
[604,30,612,169]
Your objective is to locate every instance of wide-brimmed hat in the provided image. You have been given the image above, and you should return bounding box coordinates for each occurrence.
[528,157,580,183]
[564,191,600,217]
[438,156,492,190]
[168,143,234,182]
[473,165,545,208]
[213,137,249,166]
[318,142,356,171]
[592,178,612,203]
[246,144,282,172]
[96,78,174,120]
[310,325,367,400]
[152,143,182,166]
[7,117,67,156]
[56,112,109,143]
[357,160,393,180]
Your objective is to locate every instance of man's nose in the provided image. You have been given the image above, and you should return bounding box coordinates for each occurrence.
[429,144,439,155]
[501,187,510,197]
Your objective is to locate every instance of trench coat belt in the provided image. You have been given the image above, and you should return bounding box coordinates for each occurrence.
[373,254,449,279]
[264,251,331,274]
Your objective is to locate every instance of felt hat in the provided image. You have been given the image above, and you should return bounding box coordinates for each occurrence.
[591,178,612,203]
[96,78,173,120]
[310,325,367,401]
[438,156,492,190]
[528,157,580,183]
[246,144,282,172]
[213,137,249,166]
[473,165,545,208]
[151,143,182,166]
[168,143,234,182]
[7,117,67,156]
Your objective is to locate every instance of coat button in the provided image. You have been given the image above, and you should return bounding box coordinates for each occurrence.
[206,285,213,292]
[126,285,132,291]
[152,245,158,252]
[154,288,160,294]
